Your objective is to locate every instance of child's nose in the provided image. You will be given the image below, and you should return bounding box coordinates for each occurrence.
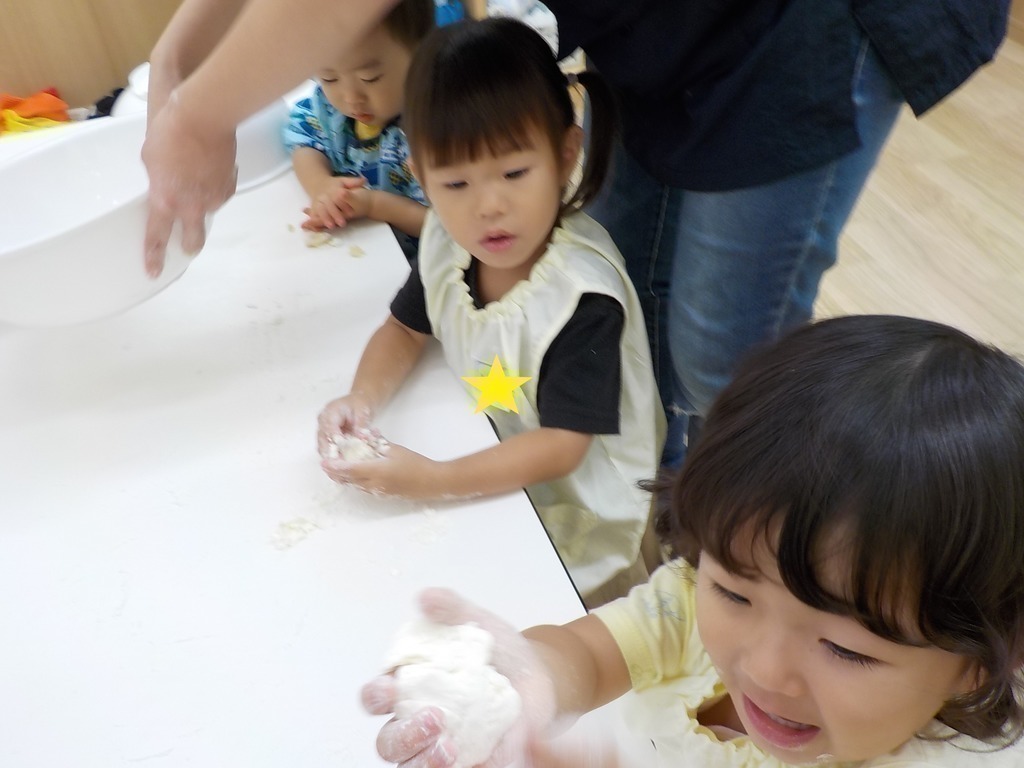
[738,630,805,699]
[477,184,506,218]
[342,83,365,108]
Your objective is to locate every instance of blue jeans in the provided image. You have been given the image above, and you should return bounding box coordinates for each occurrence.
[588,36,903,467]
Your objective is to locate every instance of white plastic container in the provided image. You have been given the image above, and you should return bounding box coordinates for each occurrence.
[0,99,290,327]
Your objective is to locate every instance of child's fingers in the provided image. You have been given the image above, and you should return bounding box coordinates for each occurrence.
[323,200,348,229]
[338,196,359,219]
[417,589,528,661]
[321,458,358,484]
[361,674,398,714]
[417,587,495,628]
[375,709,454,766]
[321,457,390,493]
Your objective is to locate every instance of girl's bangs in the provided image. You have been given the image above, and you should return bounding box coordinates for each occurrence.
[676,477,929,646]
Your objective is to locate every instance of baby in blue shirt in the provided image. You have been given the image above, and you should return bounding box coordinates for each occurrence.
[283,0,434,257]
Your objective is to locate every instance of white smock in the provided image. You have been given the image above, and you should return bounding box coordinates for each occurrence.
[419,210,665,595]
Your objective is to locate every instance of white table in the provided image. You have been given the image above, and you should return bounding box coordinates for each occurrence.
[0,172,590,765]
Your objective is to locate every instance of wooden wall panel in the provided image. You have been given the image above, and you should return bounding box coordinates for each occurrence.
[0,0,181,108]
[1010,0,1024,46]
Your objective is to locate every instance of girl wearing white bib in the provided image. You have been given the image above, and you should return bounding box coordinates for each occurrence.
[317,18,664,605]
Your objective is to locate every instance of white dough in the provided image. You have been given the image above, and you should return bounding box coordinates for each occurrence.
[325,430,386,462]
[385,620,522,768]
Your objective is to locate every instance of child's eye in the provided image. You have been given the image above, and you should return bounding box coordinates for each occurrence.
[320,77,338,84]
[822,640,880,668]
[443,180,468,191]
[504,168,529,180]
[710,581,750,606]
[361,75,382,84]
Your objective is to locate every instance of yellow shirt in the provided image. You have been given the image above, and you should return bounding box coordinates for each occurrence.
[592,563,1024,768]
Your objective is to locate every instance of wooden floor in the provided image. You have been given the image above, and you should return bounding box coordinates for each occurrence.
[816,37,1024,356]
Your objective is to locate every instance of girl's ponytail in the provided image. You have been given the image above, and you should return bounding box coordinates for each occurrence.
[565,69,618,212]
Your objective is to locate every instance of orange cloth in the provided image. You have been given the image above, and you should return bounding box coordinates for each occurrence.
[0,89,69,133]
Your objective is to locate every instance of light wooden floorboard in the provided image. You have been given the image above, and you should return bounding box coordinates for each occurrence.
[816,38,1024,356]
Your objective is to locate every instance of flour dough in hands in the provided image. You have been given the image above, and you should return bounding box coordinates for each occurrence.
[385,620,522,768]
[325,428,387,462]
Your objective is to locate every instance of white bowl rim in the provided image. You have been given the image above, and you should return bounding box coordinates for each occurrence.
[0,113,149,256]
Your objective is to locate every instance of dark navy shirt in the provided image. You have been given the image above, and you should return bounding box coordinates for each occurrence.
[545,0,1010,191]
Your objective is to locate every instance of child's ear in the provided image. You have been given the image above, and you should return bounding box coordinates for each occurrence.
[559,125,584,186]
[952,659,988,698]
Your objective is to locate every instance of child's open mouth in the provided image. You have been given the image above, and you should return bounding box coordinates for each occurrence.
[743,695,820,750]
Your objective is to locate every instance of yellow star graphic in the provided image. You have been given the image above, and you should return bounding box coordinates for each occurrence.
[462,355,532,414]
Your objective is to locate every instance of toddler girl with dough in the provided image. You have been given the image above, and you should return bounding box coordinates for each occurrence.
[316,18,664,607]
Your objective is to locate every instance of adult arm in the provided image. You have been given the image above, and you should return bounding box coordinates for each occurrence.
[147,0,250,123]
[142,0,400,274]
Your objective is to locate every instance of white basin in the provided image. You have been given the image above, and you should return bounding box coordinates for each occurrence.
[0,99,291,327]
[0,113,192,327]
[111,63,292,193]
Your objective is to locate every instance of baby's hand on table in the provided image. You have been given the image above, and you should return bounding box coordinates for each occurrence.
[363,588,557,768]
[336,184,373,221]
[321,442,440,498]
[302,176,368,230]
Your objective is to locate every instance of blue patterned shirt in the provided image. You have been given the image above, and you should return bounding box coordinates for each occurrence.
[282,85,425,204]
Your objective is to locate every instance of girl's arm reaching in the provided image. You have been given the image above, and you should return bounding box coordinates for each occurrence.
[363,589,632,768]
[324,425,593,499]
[317,314,428,455]
[523,617,632,717]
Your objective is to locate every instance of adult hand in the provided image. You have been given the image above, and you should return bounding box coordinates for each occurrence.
[362,588,558,768]
[316,393,376,458]
[142,92,238,277]
[321,442,441,498]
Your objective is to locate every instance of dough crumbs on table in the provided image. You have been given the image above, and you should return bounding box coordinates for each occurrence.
[349,244,366,258]
[272,517,321,549]
[305,230,335,248]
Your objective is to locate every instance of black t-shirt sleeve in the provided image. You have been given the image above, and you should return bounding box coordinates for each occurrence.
[537,293,623,434]
[388,259,433,335]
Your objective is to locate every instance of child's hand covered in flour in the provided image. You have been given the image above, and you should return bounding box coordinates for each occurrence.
[362,588,557,768]
[317,393,375,458]
[321,441,444,498]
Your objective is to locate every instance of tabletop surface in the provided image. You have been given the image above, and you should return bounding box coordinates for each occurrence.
[0,170,591,766]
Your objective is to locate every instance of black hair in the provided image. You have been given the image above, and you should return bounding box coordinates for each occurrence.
[655,315,1024,744]
[403,17,617,212]
[381,0,435,50]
